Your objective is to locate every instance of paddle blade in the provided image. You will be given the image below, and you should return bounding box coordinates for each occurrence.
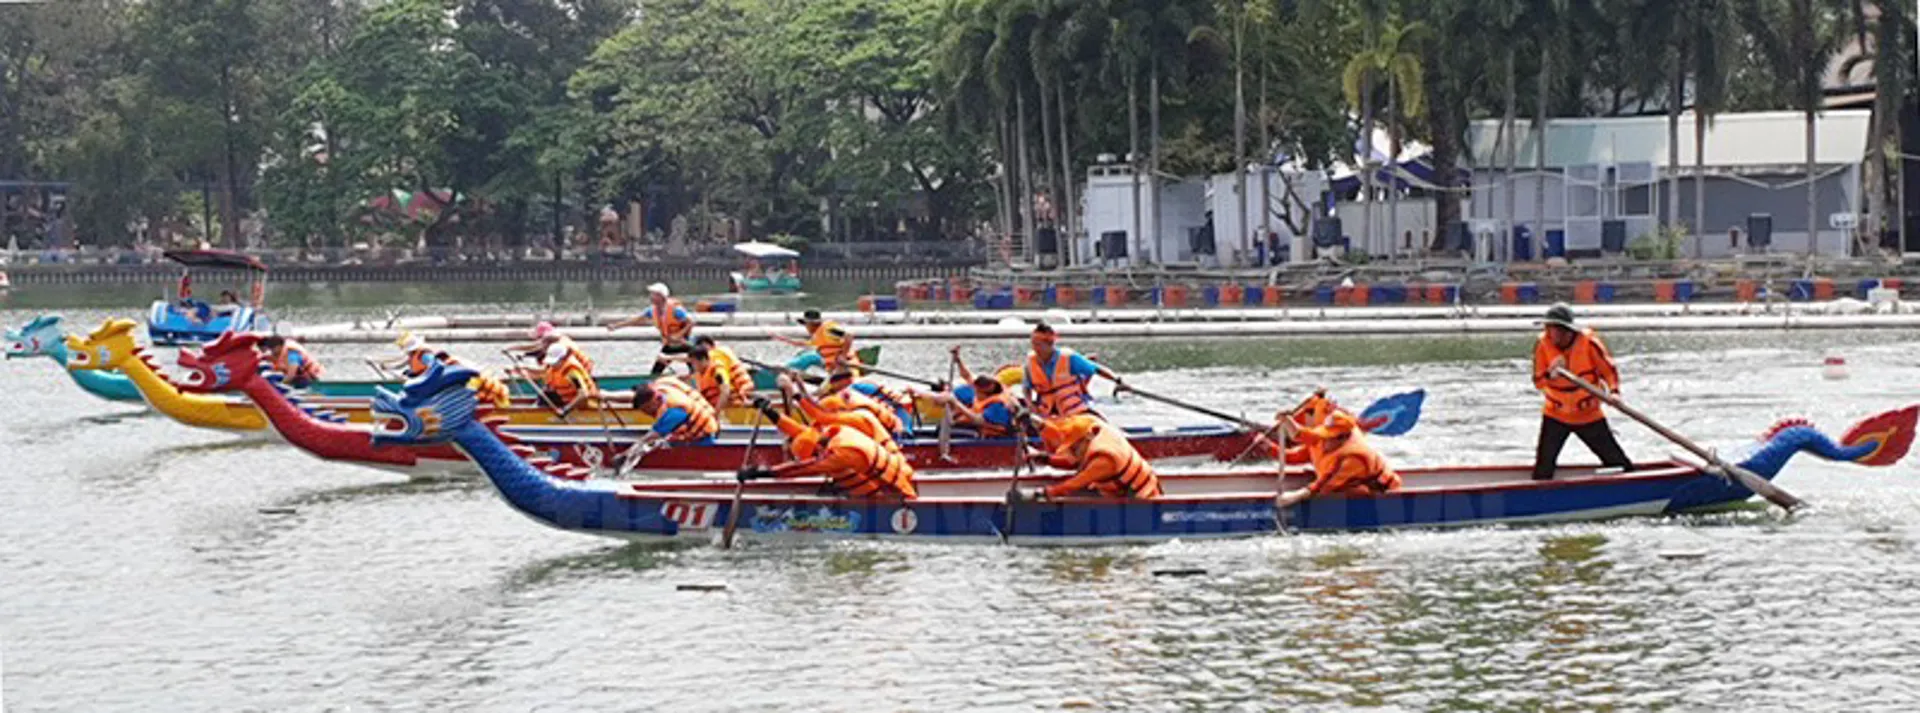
[1839,405,1919,467]
[1356,389,1425,437]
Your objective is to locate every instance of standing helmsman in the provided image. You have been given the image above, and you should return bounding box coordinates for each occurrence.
[1532,303,1633,480]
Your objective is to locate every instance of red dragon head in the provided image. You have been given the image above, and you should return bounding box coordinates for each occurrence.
[176,331,267,394]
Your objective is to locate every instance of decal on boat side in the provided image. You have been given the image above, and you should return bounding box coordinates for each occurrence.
[890,508,918,534]
[753,506,860,534]
[661,501,717,530]
[1159,509,1275,524]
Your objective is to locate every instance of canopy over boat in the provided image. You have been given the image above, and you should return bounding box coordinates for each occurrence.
[163,249,269,272]
[733,241,800,260]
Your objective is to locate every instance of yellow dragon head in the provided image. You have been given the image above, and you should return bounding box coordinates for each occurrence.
[64,319,144,372]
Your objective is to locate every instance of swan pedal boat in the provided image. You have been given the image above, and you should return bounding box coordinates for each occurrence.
[374,362,1920,545]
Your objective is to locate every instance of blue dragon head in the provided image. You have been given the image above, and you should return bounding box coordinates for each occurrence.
[1735,406,1919,478]
[5,315,68,361]
[371,361,482,447]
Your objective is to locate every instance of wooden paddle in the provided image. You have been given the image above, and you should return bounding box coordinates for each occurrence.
[938,351,957,462]
[503,349,626,473]
[1000,411,1033,544]
[850,363,940,388]
[1549,366,1804,511]
[720,417,766,549]
[1122,385,1266,431]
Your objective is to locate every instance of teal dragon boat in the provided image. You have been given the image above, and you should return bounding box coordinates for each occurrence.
[5,315,145,403]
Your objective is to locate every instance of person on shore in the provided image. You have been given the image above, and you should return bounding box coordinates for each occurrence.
[688,345,752,411]
[258,335,324,388]
[1019,413,1160,500]
[629,382,721,447]
[776,309,863,373]
[606,283,694,376]
[1532,303,1634,480]
[1024,322,1125,419]
[1274,409,1402,506]
[737,399,917,499]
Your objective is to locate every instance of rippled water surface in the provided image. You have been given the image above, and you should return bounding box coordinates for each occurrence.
[5,297,1920,711]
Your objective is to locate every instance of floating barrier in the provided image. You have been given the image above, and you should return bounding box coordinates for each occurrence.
[293,301,1920,343]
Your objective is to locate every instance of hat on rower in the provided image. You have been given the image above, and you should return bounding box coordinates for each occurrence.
[1538,302,1578,330]
[398,332,428,353]
[532,321,556,340]
[544,341,571,364]
[647,283,670,298]
[797,309,823,325]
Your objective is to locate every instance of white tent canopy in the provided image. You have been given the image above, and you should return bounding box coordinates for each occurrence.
[733,241,800,259]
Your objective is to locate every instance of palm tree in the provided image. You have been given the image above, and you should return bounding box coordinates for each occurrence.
[934,1,1010,254]
[1189,0,1251,264]
[1742,0,1845,257]
[1342,15,1427,260]
[986,0,1041,264]
[1687,0,1739,258]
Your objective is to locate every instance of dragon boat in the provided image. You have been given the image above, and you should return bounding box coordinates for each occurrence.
[371,363,1918,545]
[297,345,884,399]
[174,332,470,475]
[6,315,144,403]
[62,318,798,434]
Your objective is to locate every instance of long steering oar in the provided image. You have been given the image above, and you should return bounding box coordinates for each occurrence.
[720,417,766,549]
[1001,411,1033,544]
[938,353,957,462]
[1550,366,1804,511]
[847,363,940,388]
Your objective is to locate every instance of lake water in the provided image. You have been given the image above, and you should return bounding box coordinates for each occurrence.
[4,288,1920,711]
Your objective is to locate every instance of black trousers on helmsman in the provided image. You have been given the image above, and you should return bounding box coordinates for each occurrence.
[1532,416,1634,480]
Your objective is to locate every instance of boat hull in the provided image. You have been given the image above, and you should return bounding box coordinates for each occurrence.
[147,300,269,346]
[490,461,1762,545]
[300,345,882,398]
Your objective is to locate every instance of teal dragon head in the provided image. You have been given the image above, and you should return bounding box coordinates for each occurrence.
[371,361,482,447]
[5,315,69,361]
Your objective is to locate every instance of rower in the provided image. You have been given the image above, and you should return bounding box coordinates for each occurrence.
[505,321,561,362]
[606,282,695,375]
[629,382,722,447]
[737,400,917,499]
[1024,322,1124,419]
[1274,410,1402,506]
[926,374,1019,437]
[814,369,907,437]
[1532,303,1633,480]
[778,309,863,373]
[383,333,512,407]
[776,374,900,451]
[688,346,752,410]
[258,335,323,388]
[950,345,1025,395]
[1020,413,1160,500]
[823,369,915,430]
[530,336,600,417]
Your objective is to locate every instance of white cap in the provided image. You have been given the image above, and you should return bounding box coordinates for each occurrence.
[545,342,571,363]
[400,334,428,353]
[648,283,670,298]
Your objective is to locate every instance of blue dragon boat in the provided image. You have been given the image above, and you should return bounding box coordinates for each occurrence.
[5,315,144,402]
[146,249,272,346]
[372,363,1917,545]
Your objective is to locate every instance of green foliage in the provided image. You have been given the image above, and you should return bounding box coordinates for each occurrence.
[1627,225,1689,260]
[2,0,1913,252]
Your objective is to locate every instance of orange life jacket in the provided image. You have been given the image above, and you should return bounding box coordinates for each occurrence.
[967,389,1019,437]
[808,321,861,370]
[1045,422,1160,499]
[543,337,598,403]
[820,425,917,499]
[404,349,436,377]
[656,383,721,442]
[1301,429,1402,496]
[827,389,903,435]
[709,346,754,400]
[1026,347,1092,418]
[271,343,323,383]
[1533,328,1619,426]
[653,299,693,344]
[694,360,748,406]
[800,394,899,451]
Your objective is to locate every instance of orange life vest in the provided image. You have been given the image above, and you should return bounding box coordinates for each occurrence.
[709,346,754,400]
[808,321,861,370]
[799,393,899,451]
[404,349,435,377]
[694,360,747,406]
[543,337,598,403]
[1045,422,1160,498]
[656,383,721,442]
[820,425,917,499]
[967,389,1019,437]
[827,389,903,435]
[1533,328,1619,426]
[653,299,693,345]
[1026,347,1092,418]
[1302,429,1402,496]
[271,342,323,383]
